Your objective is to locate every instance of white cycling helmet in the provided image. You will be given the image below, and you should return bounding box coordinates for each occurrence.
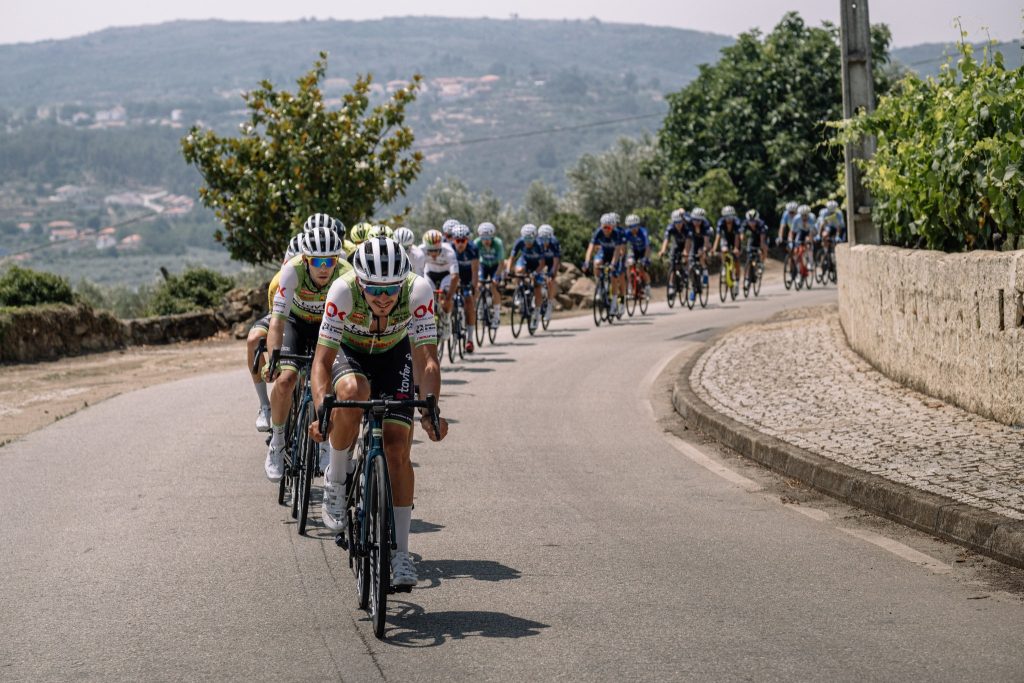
[670,208,686,223]
[785,201,798,213]
[798,204,811,216]
[721,206,736,218]
[284,233,303,262]
[441,218,460,237]
[625,214,641,227]
[477,222,496,238]
[825,200,839,212]
[538,224,555,240]
[352,237,410,285]
[745,209,759,221]
[520,223,538,239]
[599,212,618,227]
[452,224,471,240]
[393,227,415,248]
[303,213,345,239]
[300,225,344,257]
[691,207,707,220]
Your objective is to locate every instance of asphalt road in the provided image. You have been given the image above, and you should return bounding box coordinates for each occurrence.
[3,278,1023,682]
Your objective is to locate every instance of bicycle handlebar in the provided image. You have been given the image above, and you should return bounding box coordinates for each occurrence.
[318,393,441,439]
[252,336,315,378]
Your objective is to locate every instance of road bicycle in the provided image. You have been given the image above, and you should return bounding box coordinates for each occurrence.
[432,287,451,363]
[719,250,739,303]
[783,241,814,290]
[591,263,615,327]
[320,393,441,640]
[474,276,499,346]
[815,240,837,286]
[742,249,764,298]
[686,255,709,310]
[665,252,687,309]
[509,273,540,337]
[253,339,319,536]
[448,286,468,362]
[624,259,649,316]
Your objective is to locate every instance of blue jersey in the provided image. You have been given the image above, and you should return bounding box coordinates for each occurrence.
[622,227,649,256]
[688,218,714,248]
[454,241,479,282]
[663,223,688,248]
[744,219,769,248]
[539,237,561,264]
[780,211,799,230]
[716,218,743,248]
[591,226,625,258]
[511,238,545,269]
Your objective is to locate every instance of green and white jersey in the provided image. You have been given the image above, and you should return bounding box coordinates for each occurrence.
[271,255,353,324]
[317,270,437,354]
[473,236,505,267]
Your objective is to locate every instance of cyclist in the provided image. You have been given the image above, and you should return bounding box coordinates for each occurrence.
[262,224,351,481]
[420,229,459,316]
[538,224,562,324]
[441,218,460,244]
[817,199,846,245]
[792,204,817,249]
[685,207,713,300]
[393,226,416,251]
[311,237,448,588]
[584,213,626,317]
[507,223,548,329]
[657,208,688,298]
[743,209,769,287]
[451,223,480,352]
[474,221,505,329]
[711,206,743,296]
[346,222,375,263]
[777,202,799,252]
[621,213,651,301]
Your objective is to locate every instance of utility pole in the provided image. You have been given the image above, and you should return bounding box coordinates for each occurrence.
[839,0,878,245]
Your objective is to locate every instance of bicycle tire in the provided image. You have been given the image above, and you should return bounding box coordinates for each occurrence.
[511,286,524,337]
[804,251,815,289]
[487,307,498,343]
[639,282,649,314]
[754,261,763,297]
[718,265,727,302]
[685,268,696,310]
[783,254,794,290]
[368,455,390,639]
[592,281,603,327]
[474,295,486,347]
[457,305,466,358]
[626,276,637,316]
[541,292,551,330]
[667,277,676,308]
[297,405,315,535]
[698,269,709,308]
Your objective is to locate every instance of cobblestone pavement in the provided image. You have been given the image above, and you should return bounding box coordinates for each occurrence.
[692,305,1024,521]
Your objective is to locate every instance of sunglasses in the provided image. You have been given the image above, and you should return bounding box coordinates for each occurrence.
[425,247,441,254]
[454,238,468,245]
[363,283,402,297]
[307,256,337,268]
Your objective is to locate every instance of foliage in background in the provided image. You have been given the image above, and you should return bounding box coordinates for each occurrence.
[148,266,235,315]
[835,39,1024,251]
[74,279,155,318]
[692,168,741,220]
[405,176,527,245]
[565,135,661,223]
[182,53,423,266]
[657,12,894,226]
[0,266,75,308]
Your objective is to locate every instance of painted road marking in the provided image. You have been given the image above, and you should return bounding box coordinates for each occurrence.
[841,527,952,575]
[663,432,763,492]
[783,504,831,522]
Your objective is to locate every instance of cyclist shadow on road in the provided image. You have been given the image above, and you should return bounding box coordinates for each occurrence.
[411,519,445,534]
[414,556,522,589]
[384,601,550,647]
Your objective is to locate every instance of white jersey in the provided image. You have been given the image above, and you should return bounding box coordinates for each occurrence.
[408,245,427,276]
[421,243,459,276]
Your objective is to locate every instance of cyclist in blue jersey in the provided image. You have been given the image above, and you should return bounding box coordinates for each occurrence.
[791,204,817,248]
[441,218,460,244]
[777,201,799,252]
[685,207,713,297]
[507,223,548,329]
[538,224,561,325]
[451,223,480,352]
[711,205,744,296]
[743,209,769,287]
[658,208,689,298]
[474,222,505,329]
[622,213,651,300]
[584,212,627,317]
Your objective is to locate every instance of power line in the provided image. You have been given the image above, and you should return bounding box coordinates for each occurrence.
[414,112,663,150]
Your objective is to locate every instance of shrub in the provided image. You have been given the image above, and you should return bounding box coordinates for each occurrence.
[149,266,234,315]
[0,265,75,307]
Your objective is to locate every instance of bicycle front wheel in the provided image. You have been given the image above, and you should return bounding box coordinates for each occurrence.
[368,455,390,639]
[639,282,649,314]
[592,282,603,327]
[297,406,315,535]
[511,288,524,337]
[783,254,794,290]
[718,266,727,302]
[626,278,637,316]
[474,296,486,346]
[754,261,764,296]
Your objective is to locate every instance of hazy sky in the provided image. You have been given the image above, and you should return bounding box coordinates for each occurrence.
[2,0,1021,47]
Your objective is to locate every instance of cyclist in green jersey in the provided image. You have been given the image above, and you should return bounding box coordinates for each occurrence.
[474,222,505,328]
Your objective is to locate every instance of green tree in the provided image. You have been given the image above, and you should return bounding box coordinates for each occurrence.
[565,134,661,223]
[692,168,741,219]
[148,266,234,315]
[0,266,75,307]
[658,12,893,225]
[523,180,560,225]
[181,53,423,266]
[835,39,1024,250]
[406,176,525,242]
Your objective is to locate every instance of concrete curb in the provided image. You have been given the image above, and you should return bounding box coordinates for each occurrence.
[672,335,1024,571]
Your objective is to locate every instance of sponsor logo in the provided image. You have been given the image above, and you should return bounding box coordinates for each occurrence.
[277,286,288,298]
[398,358,412,396]
[325,302,346,320]
[413,299,434,318]
[349,312,366,325]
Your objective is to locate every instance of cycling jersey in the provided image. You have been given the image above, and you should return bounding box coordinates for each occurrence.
[453,241,479,287]
[779,211,799,231]
[663,223,688,248]
[421,243,459,276]
[622,227,649,259]
[510,238,546,271]
[744,219,769,249]
[688,218,714,250]
[590,226,625,260]
[407,245,426,276]
[817,210,846,239]
[318,270,437,354]
[271,255,353,324]
[791,215,818,241]
[473,236,505,268]
[716,218,743,250]
[539,237,562,273]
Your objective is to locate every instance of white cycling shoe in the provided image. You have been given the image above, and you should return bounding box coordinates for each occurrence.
[490,307,501,329]
[321,478,346,531]
[543,306,552,324]
[255,407,271,432]
[264,443,285,482]
[391,551,418,587]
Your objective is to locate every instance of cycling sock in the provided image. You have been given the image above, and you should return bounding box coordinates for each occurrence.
[393,506,412,553]
[254,381,270,409]
[328,445,353,482]
[270,424,285,448]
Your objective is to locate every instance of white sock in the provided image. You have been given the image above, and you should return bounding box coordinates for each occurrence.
[254,381,270,409]
[270,424,285,448]
[393,506,412,554]
[328,445,353,483]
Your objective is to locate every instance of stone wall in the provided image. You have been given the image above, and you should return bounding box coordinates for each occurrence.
[837,244,1024,426]
[0,303,128,363]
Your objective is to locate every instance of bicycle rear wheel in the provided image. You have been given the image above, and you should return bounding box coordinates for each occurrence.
[297,405,315,535]
[754,261,764,297]
[667,276,676,308]
[541,292,551,330]
[368,455,390,639]
[686,269,696,310]
[456,306,466,358]
[639,281,649,314]
[626,276,637,316]
[698,270,709,308]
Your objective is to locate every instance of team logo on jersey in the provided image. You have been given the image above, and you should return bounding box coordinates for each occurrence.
[413,299,435,318]
[348,312,366,325]
[325,302,346,320]
[277,286,288,298]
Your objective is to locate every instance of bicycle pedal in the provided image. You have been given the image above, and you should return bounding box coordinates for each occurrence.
[334,532,348,550]
[390,585,413,594]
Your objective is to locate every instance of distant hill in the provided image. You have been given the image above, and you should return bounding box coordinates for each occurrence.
[891,39,1022,78]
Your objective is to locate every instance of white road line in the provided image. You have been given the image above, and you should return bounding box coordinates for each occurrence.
[662,432,763,492]
[783,504,831,522]
[841,527,952,575]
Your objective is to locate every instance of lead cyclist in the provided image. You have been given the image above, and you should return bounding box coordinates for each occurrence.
[309,237,449,587]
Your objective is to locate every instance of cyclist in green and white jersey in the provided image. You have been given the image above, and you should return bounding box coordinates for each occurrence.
[262,225,352,481]
[310,237,448,587]
[473,221,505,328]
